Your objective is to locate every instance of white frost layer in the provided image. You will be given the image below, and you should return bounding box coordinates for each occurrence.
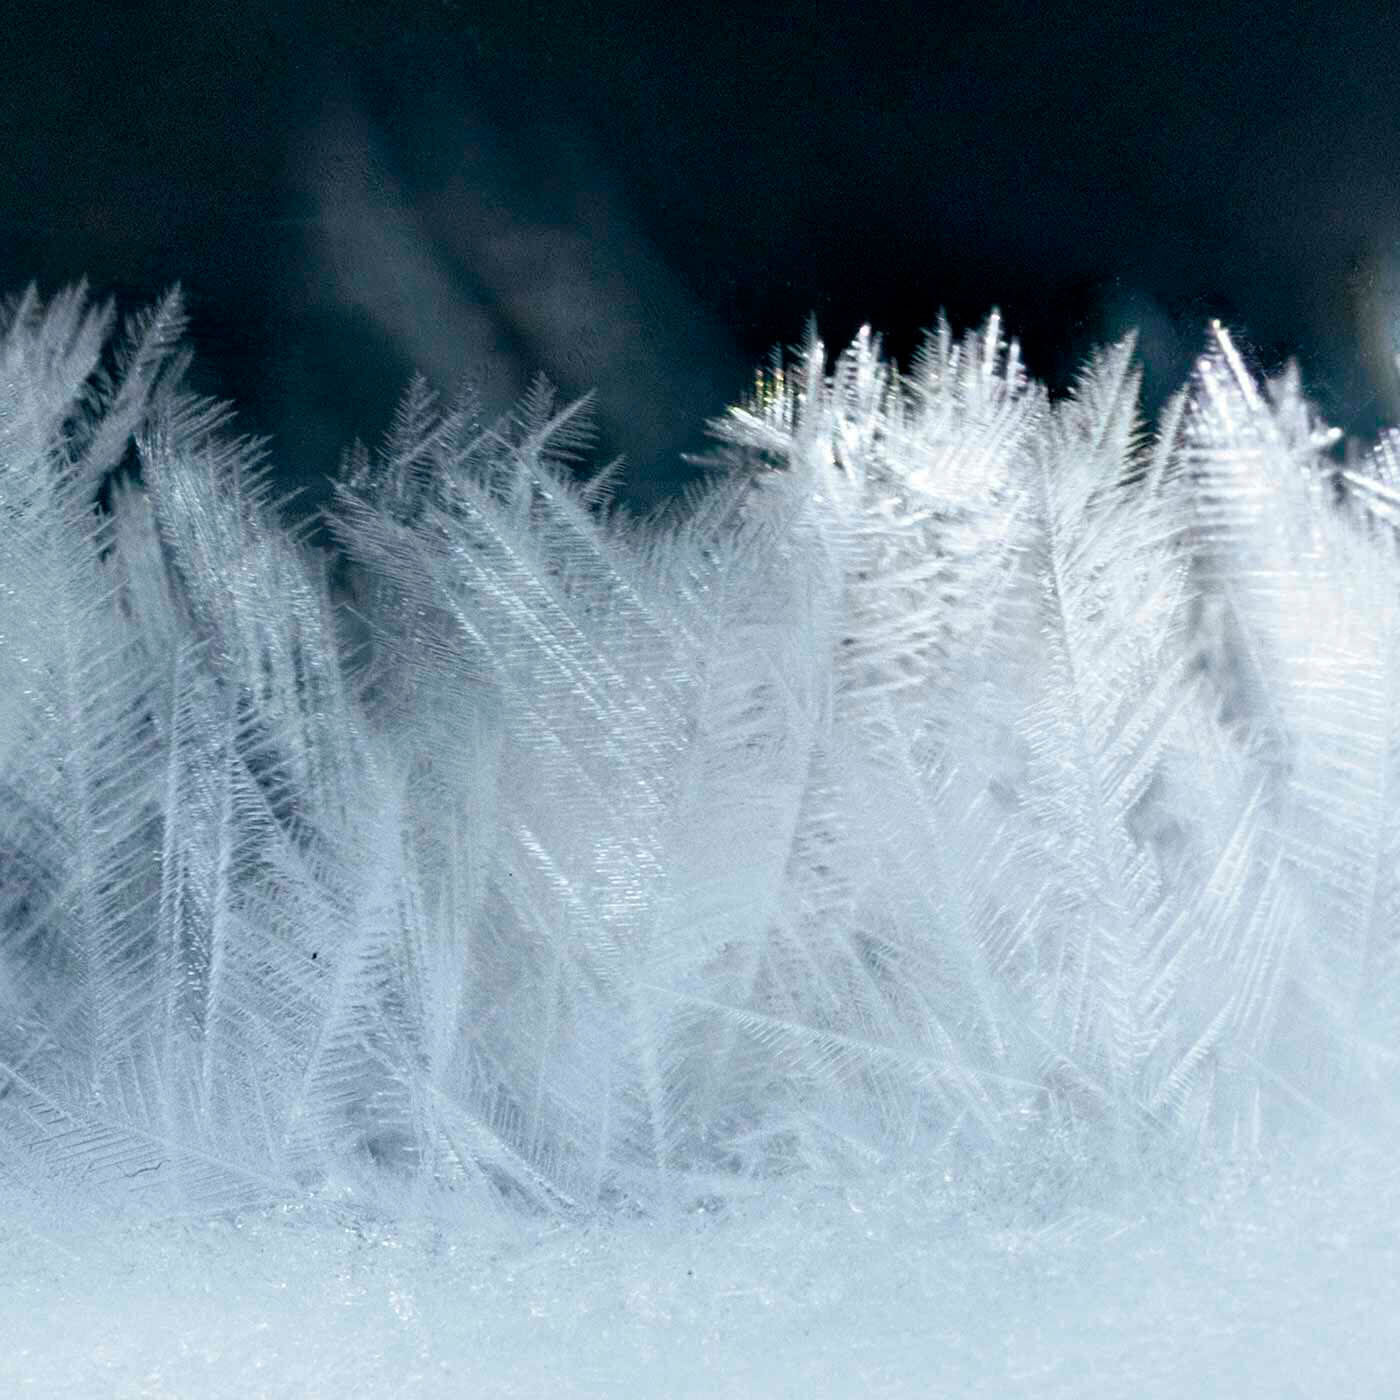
[4,1125,1396,1399]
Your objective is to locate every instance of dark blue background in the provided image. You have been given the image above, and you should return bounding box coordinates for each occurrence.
[5,1,1398,509]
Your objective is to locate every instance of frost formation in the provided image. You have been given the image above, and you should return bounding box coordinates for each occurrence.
[2,285,1399,1226]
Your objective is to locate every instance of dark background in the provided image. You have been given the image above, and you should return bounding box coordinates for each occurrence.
[5,0,1400,510]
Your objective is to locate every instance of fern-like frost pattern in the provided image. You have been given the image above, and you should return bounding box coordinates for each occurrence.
[1,289,1397,1224]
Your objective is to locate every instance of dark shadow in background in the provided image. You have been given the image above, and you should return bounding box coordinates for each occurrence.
[4,1,1399,516]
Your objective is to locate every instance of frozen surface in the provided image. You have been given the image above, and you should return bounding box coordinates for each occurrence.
[6,289,1400,1396]
[5,1122,1397,1399]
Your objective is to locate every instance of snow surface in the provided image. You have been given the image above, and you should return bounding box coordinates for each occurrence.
[5,1120,1396,1399]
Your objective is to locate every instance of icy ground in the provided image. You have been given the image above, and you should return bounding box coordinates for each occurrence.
[4,1121,1396,1399]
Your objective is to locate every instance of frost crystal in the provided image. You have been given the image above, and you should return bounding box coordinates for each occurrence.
[1,287,1398,1230]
